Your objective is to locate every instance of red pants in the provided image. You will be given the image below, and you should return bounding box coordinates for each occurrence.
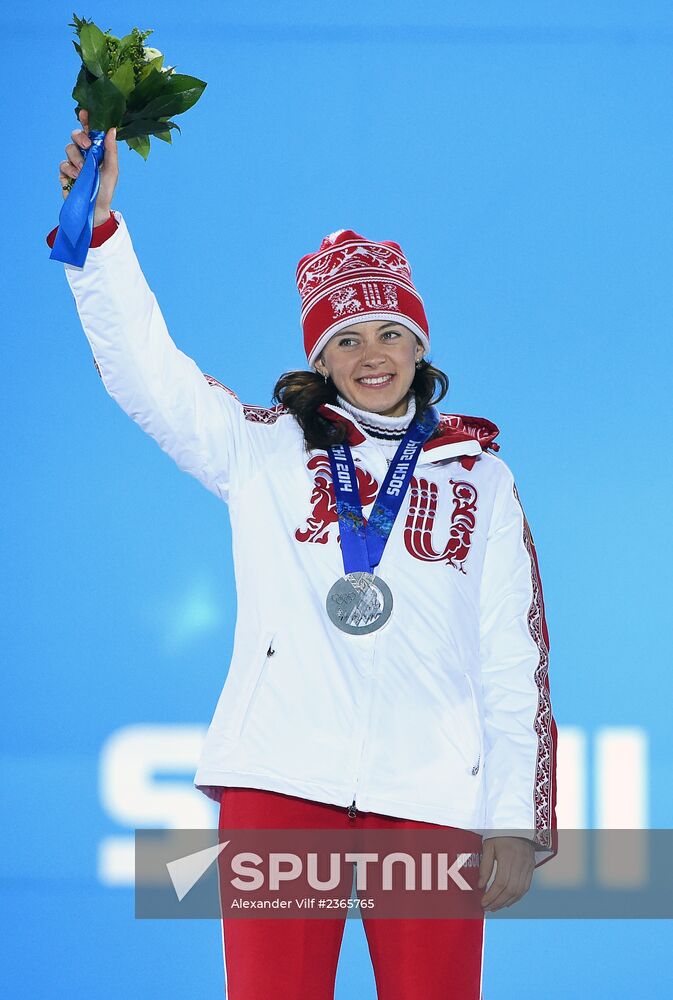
[218,787,485,999]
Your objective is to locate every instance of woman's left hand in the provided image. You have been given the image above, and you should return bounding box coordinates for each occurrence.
[477,836,535,911]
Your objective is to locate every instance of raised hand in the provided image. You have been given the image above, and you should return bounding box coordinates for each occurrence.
[59,108,119,225]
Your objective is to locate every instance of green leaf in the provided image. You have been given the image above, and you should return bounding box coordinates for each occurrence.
[154,117,174,143]
[118,33,136,49]
[125,66,169,113]
[79,22,109,77]
[69,13,91,35]
[116,118,181,141]
[72,39,82,57]
[72,63,95,108]
[87,75,127,131]
[132,74,207,120]
[109,60,136,98]
[139,54,164,80]
[126,134,151,160]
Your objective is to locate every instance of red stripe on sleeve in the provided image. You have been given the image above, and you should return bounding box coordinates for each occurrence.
[512,482,558,865]
[46,210,118,250]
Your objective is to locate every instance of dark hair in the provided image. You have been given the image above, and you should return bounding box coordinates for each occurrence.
[271,358,450,452]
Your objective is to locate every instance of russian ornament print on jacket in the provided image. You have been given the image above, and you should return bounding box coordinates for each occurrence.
[49,210,559,868]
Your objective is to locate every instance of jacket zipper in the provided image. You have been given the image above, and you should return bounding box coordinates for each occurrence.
[345,454,388,822]
[346,690,373,819]
[347,750,365,818]
[346,632,381,820]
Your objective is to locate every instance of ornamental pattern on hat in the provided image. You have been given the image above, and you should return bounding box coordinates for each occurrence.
[328,286,362,317]
[297,235,413,316]
[365,281,399,310]
[327,281,401,319]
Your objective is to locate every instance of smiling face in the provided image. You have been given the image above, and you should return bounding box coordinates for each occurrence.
[313,320,425,417]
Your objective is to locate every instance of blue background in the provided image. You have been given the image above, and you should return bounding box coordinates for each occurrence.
[3,1,672,996]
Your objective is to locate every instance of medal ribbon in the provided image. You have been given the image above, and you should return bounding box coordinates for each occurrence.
[327,404,440,575]
[49,129,106,267]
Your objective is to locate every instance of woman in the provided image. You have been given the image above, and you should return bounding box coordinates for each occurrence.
[51,111,558,999]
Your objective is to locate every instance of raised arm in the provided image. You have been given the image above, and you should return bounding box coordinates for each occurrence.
[51,110,262,502]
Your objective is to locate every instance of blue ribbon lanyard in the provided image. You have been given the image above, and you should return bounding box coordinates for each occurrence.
[327,405,440,575]
[50,129,106,267]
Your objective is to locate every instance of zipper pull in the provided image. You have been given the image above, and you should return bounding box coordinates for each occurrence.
[347,798,357,818]
[471,755,480,776]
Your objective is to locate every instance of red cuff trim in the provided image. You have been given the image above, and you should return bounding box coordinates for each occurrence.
[46,210,118,250]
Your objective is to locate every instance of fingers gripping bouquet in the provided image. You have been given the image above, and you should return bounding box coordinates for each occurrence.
[50,13,207,267]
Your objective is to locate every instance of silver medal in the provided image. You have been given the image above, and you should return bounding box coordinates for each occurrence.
[326,571,393,635]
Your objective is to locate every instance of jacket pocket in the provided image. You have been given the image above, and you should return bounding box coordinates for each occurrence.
[232,629,277,740]
[463,672,483,776]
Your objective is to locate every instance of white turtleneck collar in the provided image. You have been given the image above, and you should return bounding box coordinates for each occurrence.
[334,391,417,458]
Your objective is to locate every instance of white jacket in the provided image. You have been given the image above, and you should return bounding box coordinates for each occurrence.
[63,211,558,868]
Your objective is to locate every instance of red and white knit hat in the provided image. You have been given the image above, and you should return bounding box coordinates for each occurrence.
[296,229,430,369]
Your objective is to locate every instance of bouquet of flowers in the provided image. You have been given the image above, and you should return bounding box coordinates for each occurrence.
[69,13,206,159]
[50,13,207,266]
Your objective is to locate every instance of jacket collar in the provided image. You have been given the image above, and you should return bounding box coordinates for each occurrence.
[316,401,500,469]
